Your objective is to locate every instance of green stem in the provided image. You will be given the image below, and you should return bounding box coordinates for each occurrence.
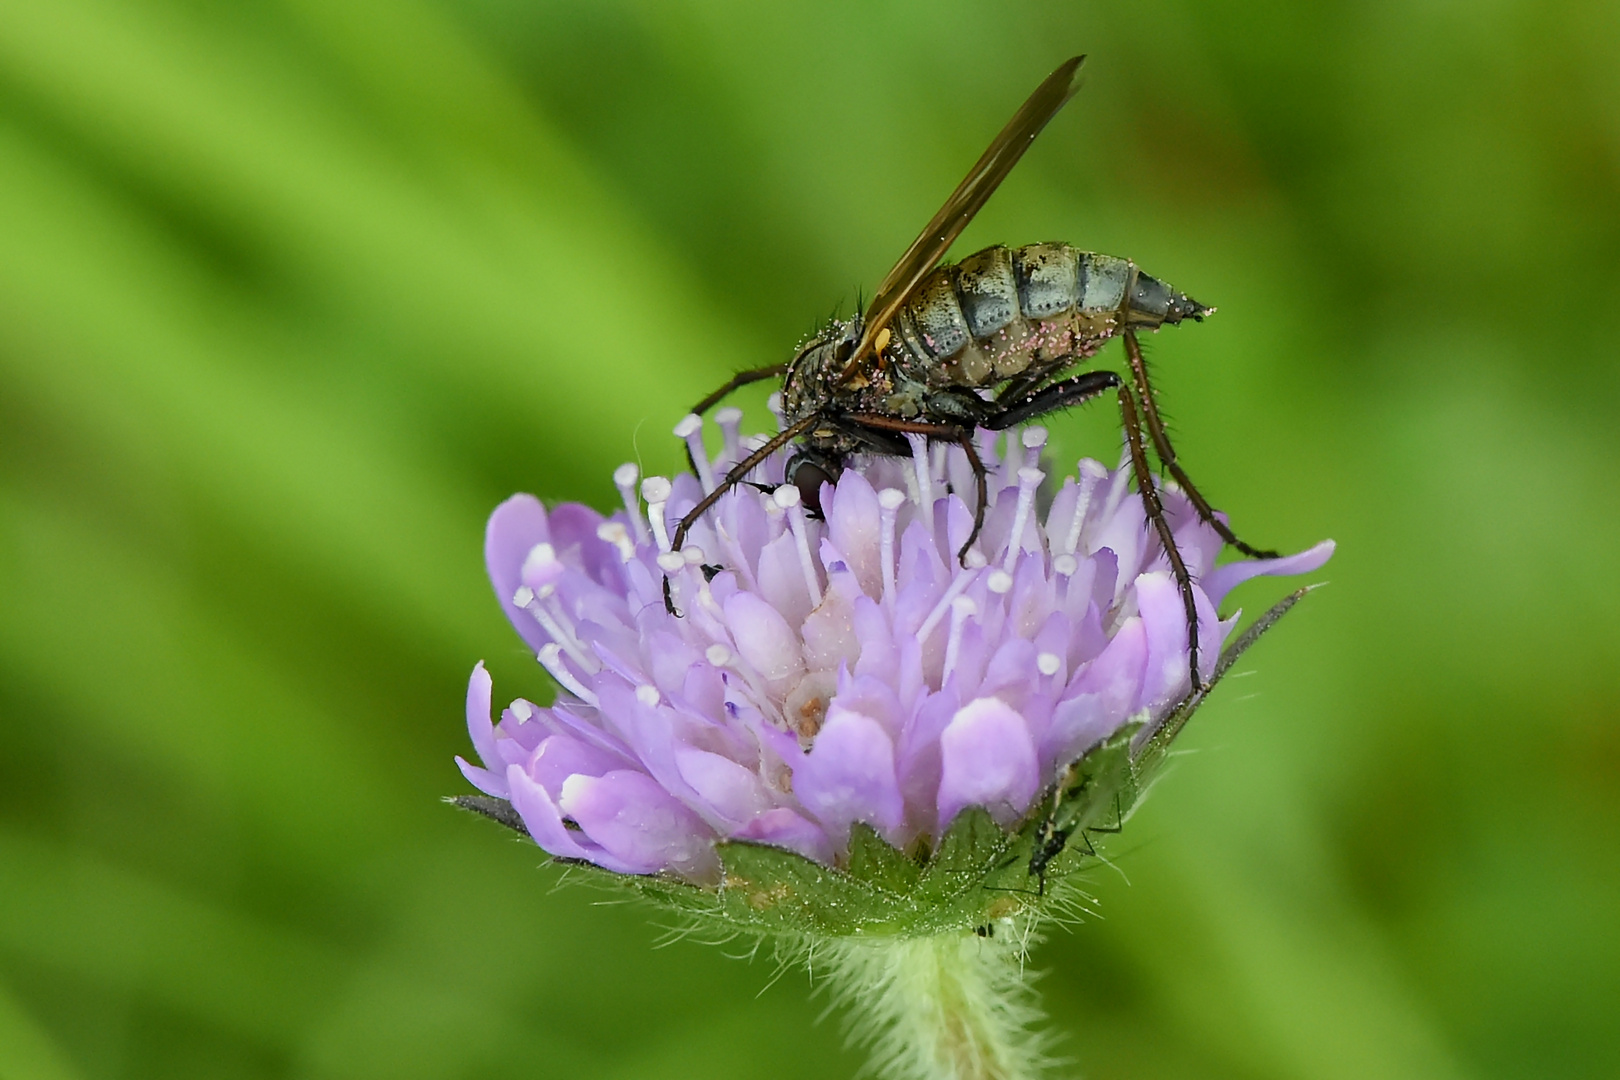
[820,930,1055,1080]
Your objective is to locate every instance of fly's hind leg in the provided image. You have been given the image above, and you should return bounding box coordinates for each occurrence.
[983,369,1206,692]
[1123,330,1278,559]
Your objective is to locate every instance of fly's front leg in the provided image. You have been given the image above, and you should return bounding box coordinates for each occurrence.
[845,413,987,565]
[689,363,789,417]
[663,415,817,617]
[1122,331,1278,559]
[681,363,790,476]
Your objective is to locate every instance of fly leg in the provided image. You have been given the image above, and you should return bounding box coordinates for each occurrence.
[845,414,988,565]
[682,363,790,476]
[688,363,789,417]
[664,414,818,616]
[982,369,1205,692]
[1122,330,1278,559]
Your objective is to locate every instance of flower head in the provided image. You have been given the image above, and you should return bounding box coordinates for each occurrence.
[457,418,1332,883]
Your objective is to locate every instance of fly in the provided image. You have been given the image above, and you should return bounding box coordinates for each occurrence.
[664,56,1276,691]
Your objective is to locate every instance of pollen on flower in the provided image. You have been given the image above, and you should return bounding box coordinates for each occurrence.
[457,411,1335,881]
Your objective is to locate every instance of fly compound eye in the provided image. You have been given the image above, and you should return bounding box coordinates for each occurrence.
[785,454,838,517]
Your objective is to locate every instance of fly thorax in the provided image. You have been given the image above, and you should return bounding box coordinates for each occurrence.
[882,377,928,419]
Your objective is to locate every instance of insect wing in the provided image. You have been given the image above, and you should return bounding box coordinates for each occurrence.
[845,55,1087,377]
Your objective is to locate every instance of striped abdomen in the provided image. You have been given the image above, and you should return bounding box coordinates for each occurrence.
[891,243,1210,388]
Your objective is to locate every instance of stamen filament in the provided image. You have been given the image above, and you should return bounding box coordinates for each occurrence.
[674,414,716,493]
[641,476,674,551]
[941,595,977,688]
[614,462,648,544]
[906,433,934,535]
[774,485,823,607]
[715,406,743,465]
[537,642,598,705]
[878,487,905,605]
[1003,466,1045,573]
[917,567,979,644]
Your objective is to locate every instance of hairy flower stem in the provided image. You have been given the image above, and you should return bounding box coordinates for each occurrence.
[821,931,1054,1080]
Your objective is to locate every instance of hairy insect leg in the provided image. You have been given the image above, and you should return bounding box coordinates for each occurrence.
[1122,331,1278,559]
[980,368,1119,430]
[981,370,1204,691]
[681,363,790,476]
[845,413,987,564]
[1118,385,1205,692]
[688,363,789,418]
[663,414,818,617]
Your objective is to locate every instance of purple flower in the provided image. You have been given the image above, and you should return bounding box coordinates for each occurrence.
[458,419,1333,882]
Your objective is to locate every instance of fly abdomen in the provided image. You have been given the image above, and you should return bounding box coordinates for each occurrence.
[893,243,1210,388]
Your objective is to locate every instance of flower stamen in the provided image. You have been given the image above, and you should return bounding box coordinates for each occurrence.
[715,406,743,465]
[774,484,823,607]
[641,476,674,551]
[1004,466,1045,573]
[674,414,716,493]
[614,462,648,544]
[907,433,934,534]
[538,642,599,705]
[878,487,905,605]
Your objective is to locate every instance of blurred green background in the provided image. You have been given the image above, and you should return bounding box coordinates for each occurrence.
[2,1,1617,1077]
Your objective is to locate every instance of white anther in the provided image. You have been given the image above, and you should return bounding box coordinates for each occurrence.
[674,414,716,493]
[538,643,597,706]
[1003,466,1045,574]
[963,548,988,569]
[878,488,905,604]
[987,569,1014,595]
[635,684,661,707]
[1052,553,1079,577]
[906,433,934,531]
[511,585,535,608]
[1021,426,1048,472]
[705,644,732,667]
[715,406,744,463]
[510,699,534,722]
[614,462,648,544]
[522,542,564,590]
[656,551,685,573]
[942,595,978,688]
[776,485,823,606]
[1037,652,1062,677]
[597,521,635,561]
[640,476,672,504]
[641,476,673,550]
[682,545,706,565]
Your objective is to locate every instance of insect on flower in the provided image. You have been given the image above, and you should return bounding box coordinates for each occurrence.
[665,55,1276,691]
